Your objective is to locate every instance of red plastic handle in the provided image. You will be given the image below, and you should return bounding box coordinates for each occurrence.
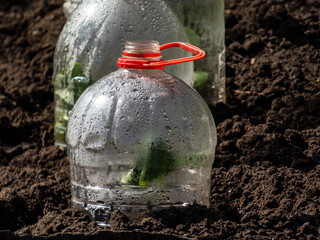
[147,42,205,67]
[117,42,205,69]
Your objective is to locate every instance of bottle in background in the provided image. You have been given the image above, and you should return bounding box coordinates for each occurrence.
[62,0,226,105]
[54,0,193,148]
[167,0,226,105]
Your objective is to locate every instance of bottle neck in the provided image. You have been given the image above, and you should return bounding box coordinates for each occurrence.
[123,40,162,61]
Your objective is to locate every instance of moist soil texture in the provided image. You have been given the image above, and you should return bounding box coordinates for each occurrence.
[0,0,319,239]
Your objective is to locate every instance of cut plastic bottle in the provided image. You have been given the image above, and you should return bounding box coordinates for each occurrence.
[167,0,226,105]
[66,40,217,225]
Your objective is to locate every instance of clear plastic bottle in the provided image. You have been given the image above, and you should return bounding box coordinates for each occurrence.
[166,0,226,105]
[62,0,226,105]
[54,0,193,148]
[66,40,217,225]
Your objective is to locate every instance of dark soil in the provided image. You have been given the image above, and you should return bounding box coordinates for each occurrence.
[0,0,319,239]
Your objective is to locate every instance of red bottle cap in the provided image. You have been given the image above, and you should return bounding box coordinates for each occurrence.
[118,42,205,70]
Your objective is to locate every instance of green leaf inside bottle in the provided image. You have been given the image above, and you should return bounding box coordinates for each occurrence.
[121,138,177,187]
[193,71,209,89]
[54,62,94,147]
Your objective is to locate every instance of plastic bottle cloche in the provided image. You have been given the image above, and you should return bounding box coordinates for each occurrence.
[66,40,217,225]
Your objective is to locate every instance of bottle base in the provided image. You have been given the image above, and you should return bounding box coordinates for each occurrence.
[71,182,210,225]
[72,199,195,226]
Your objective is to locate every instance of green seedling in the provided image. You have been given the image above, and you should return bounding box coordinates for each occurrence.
[121,138,177,187]
[184,27,201,47]
[183,27,209,90]
[121,137,209,188]
[193,71,209,89]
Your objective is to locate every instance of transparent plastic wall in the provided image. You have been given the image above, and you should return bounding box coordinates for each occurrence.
[63,0,81,17]
[166,0,226,105]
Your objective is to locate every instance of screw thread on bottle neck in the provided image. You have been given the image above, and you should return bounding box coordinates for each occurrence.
[124,40,161,61]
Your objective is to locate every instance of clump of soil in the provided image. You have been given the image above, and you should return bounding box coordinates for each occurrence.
[0,0,319,239]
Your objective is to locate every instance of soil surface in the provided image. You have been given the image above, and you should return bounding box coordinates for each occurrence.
[0,0,319,239]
